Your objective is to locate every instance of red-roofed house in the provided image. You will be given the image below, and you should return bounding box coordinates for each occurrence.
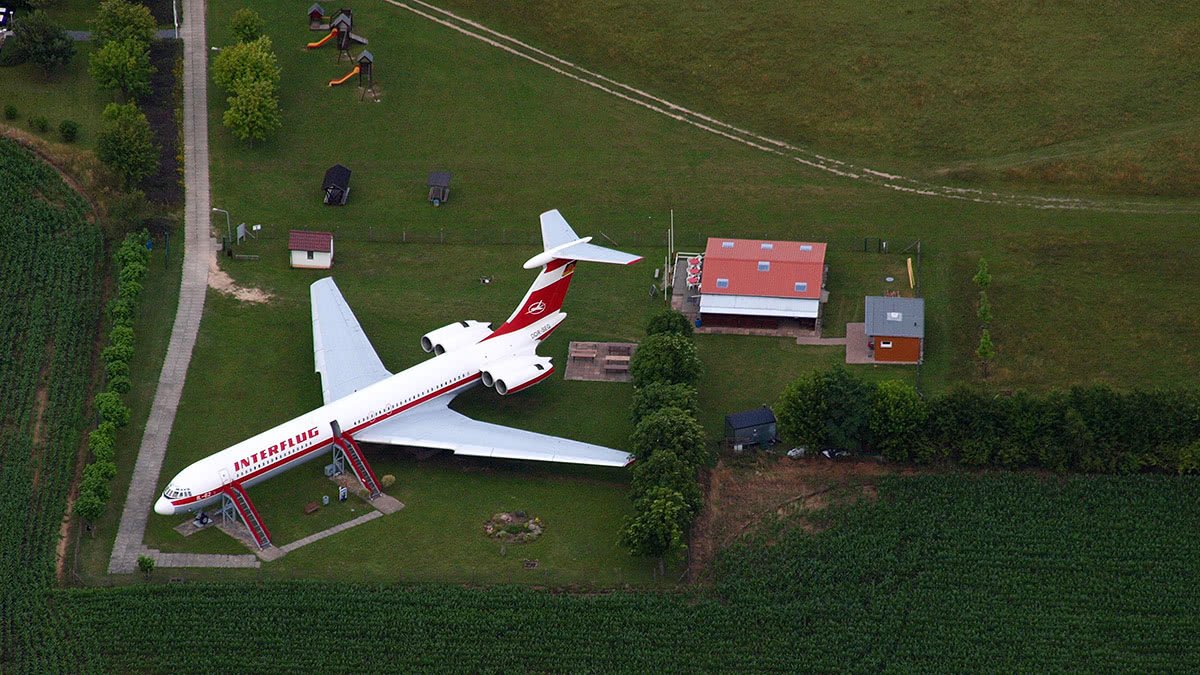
[698,237,826,329]
[289,230,334,269]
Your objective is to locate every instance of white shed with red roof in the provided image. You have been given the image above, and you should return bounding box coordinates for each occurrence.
[289,230,334,269]
[698,237,826,330]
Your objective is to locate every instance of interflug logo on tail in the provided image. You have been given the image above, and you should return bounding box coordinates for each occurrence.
[527,300,547,315]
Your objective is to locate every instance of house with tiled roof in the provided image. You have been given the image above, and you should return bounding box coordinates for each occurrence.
[697,237,827,330]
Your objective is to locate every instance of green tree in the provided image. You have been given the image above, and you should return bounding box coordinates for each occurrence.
[96,102,158,187]
[977,329,996,378]
[93,0,156,47]
[631,406,710,466]
[645,309,694,337]
[631,382,699,425]
[212,36,280,93]
[630,333,702,387]
[230,8,265,43]
[74,492,105,529]
[9,10,75,73]
[620,487,689,576]
[869,380,928,461]
[223,78,282,145]
[136,554,155,578]
[630,448,702,517]
[89,37,154,100]
[95,390,131,427]
[776,366,874,451]
[977,290,992,325]
[973,257,991,288]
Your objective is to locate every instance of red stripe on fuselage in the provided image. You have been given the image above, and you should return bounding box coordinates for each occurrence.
[165,372,483,509]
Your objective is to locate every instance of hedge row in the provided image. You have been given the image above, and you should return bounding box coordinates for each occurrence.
[620,311,710,569]
[76,232,150,524]
[777,366,1200,474]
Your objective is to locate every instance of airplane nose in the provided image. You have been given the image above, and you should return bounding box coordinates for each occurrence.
[154,496,173,515]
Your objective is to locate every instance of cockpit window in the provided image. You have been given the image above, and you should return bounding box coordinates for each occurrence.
[163,485,192,499]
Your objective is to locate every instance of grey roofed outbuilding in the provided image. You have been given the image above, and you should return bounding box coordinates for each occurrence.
[308,4,325,15]
[358,49,374,64]
[864,296,925,338]
[725,406,776,430]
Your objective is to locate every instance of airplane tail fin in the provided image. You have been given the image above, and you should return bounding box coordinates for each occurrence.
[486,210,641,340]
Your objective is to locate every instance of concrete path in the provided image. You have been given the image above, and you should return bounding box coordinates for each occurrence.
[278,511,383,555]
[108,0,238,573]
[66,29,178,41]
[151,550,261,569]
[795,336,847,346]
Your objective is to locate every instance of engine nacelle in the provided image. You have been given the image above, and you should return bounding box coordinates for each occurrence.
[420,320,493,355]
[481,356,554,395]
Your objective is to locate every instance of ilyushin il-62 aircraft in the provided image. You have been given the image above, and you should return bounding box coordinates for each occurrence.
[154,210,641,547]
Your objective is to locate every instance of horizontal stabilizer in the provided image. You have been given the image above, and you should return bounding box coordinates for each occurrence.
[524,209,641,268]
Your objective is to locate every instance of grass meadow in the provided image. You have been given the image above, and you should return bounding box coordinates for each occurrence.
[101,0,1200,584]
[434,0,1200,197]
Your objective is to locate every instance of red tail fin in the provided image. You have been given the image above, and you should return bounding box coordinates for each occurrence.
[487,259,576,339]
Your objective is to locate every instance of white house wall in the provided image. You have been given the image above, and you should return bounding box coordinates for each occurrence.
[699,294,819,319]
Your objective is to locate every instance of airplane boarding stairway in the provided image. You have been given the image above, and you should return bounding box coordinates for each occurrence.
[332,429,382,498]
[222,482,272,549]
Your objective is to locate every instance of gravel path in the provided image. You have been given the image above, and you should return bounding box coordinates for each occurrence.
[108,0,259,573]
[386,0,1200,215]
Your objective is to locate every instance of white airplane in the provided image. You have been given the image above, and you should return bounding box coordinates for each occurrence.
[154,210,641,548]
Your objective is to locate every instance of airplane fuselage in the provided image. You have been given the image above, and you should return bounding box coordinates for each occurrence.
[154,313,564,516]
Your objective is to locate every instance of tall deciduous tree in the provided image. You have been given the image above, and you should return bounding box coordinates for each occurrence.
[92,0,156,47]
[630,333,702,387]
[89,37,154,100]
[222,77,282,145]
[973,257,991,288]
[630,448,702,517]
[96,102,158,187]
[869,380,928,462]
[777,366,875,451]
[230,8,265,43]
[620,487,689,576]
[631,406,710,466]
[212,36,280,93]
[977,290,992,325]
[9,10,75,73]
[977,329,996,378]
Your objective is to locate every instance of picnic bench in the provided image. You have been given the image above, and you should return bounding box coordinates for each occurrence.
[304,501,320,515]
[570,346,598,360]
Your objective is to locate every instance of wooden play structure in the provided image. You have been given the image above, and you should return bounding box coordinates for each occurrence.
[306,7,368,61]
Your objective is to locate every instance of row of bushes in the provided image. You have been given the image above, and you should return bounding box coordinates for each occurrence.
[619,311,710,573]
[75,232,150,524]
[212,10,282,145]
[777,366,1200,474]
[2,105,79,141]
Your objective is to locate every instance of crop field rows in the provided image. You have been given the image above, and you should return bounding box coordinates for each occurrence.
[35,473,1200,671]
[0,139,102,667]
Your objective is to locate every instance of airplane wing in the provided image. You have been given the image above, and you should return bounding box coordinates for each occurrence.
[353,399,633,467]
[311,278,392,404]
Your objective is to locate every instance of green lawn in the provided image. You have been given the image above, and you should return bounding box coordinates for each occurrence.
[121,0,1200,585]
[0,44,109,148]
[433,0,1200,197]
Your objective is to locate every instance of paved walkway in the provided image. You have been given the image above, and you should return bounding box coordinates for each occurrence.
[279,511,383,554]
[109,0,232,573]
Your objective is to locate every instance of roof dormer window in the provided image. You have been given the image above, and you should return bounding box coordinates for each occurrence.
[757,261,770,272]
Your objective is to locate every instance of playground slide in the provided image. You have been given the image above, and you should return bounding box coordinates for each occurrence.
[329,66,359,87]
[306,28,337,49]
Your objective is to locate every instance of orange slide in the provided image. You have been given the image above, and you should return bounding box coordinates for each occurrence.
[329,66,359,87]
[306,28,337,49]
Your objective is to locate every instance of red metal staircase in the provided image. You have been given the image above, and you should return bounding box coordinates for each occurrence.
[334,434,381,498]
[222,481,272,549]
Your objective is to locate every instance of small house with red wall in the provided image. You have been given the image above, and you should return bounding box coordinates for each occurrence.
[289,230,334,269]
[698,238,827,330]
[864,296,924,363]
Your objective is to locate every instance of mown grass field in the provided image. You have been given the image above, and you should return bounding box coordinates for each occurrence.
[116,0,1200,581]
[434,0,1200,197]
